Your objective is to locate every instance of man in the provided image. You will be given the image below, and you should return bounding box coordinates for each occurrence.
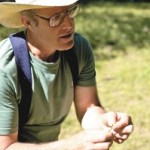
[0,0,133,149]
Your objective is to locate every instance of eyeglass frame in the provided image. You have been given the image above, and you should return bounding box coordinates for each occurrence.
[33,3,80,27]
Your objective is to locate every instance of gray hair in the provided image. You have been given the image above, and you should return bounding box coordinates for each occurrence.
[20,9,38,26]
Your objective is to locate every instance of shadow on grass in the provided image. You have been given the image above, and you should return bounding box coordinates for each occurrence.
[80,1,150,9]
[77,3,150,57]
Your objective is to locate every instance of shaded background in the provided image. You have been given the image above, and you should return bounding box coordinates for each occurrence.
[0,0,150,2]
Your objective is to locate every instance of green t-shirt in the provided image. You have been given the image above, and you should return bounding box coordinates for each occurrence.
[0,32,96,143]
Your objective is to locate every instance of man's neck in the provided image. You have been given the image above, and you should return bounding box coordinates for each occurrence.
[26,30,56,61]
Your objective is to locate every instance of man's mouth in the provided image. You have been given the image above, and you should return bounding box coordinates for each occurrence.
[62,34,72,38]
[59,32,74,39]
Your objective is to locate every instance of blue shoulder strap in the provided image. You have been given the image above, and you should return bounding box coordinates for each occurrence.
[9,31,32,129]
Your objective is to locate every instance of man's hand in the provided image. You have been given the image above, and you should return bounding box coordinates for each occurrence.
[101,111,134,143]
[68,130,113,150]
[82,106,134,144]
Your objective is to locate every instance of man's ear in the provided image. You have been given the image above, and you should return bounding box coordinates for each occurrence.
[21,16,35,30]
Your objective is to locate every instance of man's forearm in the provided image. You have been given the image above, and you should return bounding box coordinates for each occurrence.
[6,140,70,150]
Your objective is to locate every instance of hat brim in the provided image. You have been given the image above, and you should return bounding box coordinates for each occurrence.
[0,0,78,28]
[0,4,48,28]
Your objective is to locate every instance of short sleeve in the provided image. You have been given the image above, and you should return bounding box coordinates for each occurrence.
[0,71,18,135]
[74,33,96,86]
[0,39,19,135]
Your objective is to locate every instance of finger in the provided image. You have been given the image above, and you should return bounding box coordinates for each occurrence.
[121,124,134,134]
[111,124,134,137]
[91,141,113,150]
[112,113,132,131]
[114,132,128,140]
[113,137,124,144]
[114,125,134,142]
[102,112,118,127]
[113,135,127,144]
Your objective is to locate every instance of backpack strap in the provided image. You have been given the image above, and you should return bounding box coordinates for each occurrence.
[64,47,79,87]
[9,31,32,129]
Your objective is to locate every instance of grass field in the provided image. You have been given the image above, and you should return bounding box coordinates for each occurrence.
[60,48,150,150]
[0,2,150,150]
[60,2,150,150]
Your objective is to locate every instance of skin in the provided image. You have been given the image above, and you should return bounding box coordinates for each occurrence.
[0,4,133,150]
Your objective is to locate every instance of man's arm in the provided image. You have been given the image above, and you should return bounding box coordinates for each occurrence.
[74,85,105,123]
[0,132,59,150]
[0,132,72,150]
[74,85,134,144]
[0,131,112,150]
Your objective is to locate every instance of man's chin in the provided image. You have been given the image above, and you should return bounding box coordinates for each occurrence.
[59,41,74,51]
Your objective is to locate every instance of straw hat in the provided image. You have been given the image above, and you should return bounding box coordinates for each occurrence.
[0,0,78,28]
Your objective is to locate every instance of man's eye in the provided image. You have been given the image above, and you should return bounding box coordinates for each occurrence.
[52,14,63,21]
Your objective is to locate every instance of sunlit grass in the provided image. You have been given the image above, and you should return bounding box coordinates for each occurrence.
[60,47,150,149]
[95,48,150,150]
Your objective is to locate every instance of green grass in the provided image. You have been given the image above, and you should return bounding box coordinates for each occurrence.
[60,2,150,150]
[76,2,150,51]
[0,2,150,150]
[60,47,150,150]
[95,48,150,149]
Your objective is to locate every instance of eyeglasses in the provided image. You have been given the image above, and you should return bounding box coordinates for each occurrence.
[34,4,80,27]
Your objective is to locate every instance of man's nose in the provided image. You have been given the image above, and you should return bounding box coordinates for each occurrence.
[61,15,74,29]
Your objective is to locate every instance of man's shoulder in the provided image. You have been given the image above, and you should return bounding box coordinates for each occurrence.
[73,32,92,55]
[0,37,13,59]
[74,32,90,45]
[0,37,16,73]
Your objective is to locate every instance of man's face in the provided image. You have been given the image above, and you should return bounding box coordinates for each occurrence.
[29,4,78,51]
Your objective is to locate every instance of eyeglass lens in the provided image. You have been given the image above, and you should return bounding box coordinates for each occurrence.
[50,4,80,27]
